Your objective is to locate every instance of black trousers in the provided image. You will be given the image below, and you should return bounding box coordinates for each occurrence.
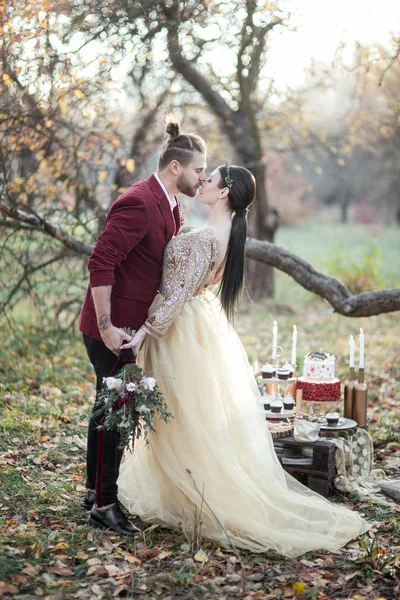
[83,334,124,506]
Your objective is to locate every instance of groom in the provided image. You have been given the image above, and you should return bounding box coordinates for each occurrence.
[79,122,207,534]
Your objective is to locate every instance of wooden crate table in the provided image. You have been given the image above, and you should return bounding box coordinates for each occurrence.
[273,436,337,497]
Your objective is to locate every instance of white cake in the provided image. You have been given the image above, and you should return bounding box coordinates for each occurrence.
[295,351,341,402]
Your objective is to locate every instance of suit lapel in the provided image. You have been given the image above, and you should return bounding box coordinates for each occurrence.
[173,201,182,235]
[158,196,175,241]
[149,174,175,242]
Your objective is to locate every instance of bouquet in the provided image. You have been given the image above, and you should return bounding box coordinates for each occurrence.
[93,348,173,447]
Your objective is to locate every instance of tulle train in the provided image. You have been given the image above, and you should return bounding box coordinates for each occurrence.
[118,292,369,557]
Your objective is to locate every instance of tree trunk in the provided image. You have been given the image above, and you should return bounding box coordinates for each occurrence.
[340,200,349,224]
[245,162,279,299]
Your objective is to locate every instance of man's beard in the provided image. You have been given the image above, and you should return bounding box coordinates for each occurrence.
[176,172,197,197]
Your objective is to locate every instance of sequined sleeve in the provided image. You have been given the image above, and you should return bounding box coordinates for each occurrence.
[142,229,218,339]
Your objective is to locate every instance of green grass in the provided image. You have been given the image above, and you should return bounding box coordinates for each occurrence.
[274,221,400,304]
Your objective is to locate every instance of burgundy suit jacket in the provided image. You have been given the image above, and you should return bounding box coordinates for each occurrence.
[79,174,182,341]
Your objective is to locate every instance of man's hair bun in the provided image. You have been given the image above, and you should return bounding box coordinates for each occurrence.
[165,120,181,138]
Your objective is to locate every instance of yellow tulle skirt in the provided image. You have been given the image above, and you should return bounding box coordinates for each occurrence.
[118,292,369,557]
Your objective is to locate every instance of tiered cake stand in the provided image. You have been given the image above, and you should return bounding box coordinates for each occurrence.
[261,377,297,419]
[302,398,341,417]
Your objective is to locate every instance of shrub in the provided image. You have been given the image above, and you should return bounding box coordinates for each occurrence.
[327,243,384,293]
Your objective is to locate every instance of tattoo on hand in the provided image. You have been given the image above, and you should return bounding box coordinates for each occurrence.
[98,314,111,330]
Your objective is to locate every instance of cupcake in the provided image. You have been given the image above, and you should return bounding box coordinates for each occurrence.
[276,366,291,380]
[283,394,294,411]
[270,395,283,414]
[326,412,340,426]
[261,363,275,379]
[282,362,294,376]
[261,394,271,411]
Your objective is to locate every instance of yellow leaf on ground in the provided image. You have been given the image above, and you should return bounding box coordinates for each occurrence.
[99,171,107,183]
[52,542,69,552]
[292,581,306,594]
[124,554,142,564]
[194,549,208,562]
[74,89,85,99]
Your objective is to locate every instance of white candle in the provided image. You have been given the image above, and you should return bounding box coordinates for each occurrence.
[272,320,278,358]
[349,335,355,368]
[291,325,297,366]
[359,328,364,369]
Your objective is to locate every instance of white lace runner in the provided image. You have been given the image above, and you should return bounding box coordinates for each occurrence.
[322,428,395,506]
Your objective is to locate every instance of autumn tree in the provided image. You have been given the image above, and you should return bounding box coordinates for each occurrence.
[0,0,173,328]
[60,0,292,297]
[275,44,400,225]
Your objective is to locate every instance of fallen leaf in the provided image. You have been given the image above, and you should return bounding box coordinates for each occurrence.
[292,581,306,594]
[49,565,74,576]
[10,574,28,585]
[52,542,69,551]
[87,566,109,577]
[104,564,122,576]
[91,583,105,596]
[0,582,18,595]
[124,554,141,565]
[194,549,208,563]
[22,563,40,576]
[87,557,102,566]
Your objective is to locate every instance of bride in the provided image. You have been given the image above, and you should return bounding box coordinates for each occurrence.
[118,163,369,558]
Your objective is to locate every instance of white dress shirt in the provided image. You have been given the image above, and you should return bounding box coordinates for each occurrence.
[154,172,177,211]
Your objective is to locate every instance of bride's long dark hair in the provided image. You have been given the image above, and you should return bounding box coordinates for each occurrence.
[217,164,256,321]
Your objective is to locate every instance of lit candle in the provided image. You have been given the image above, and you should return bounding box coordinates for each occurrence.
[349,335,355,368]
[359,328,364,369]
[291,325,297,366]
[272,320,278,358]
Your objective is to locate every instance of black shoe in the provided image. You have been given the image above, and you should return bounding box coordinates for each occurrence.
[84,490,96,511]
[89,503,141,536]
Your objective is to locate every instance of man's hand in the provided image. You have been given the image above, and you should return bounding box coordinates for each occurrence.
[120,328,148,356]
[99,321,132,356]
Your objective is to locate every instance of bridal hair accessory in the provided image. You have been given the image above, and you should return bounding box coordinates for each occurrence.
[225,160,234,190]
[236,208,248,218]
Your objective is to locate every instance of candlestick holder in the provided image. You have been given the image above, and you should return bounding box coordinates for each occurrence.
[343,366,355,419]
[352,367,367,428]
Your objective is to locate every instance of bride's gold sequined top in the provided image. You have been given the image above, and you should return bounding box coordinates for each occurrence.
[142,228,220,338]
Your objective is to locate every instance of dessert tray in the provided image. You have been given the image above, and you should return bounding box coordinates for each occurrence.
[259,377,296,384]
[320,417,357,431]
[267,421,293,439]
[264,409,295,419]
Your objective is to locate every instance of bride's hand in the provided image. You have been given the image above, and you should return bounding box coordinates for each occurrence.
[120,327,148,356]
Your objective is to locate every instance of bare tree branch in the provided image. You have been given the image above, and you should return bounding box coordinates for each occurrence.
[0,201,93,255]
[162,5,237,128]
[1,202,397,317]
